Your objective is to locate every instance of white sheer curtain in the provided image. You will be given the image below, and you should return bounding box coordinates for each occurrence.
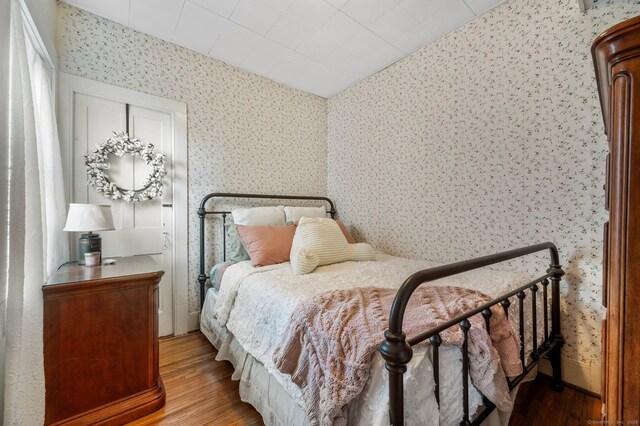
[4,1,68,424]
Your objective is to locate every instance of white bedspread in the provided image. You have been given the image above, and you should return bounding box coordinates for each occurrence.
[211,253,533,425]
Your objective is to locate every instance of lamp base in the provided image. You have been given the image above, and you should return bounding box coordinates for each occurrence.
[78,233,102,265]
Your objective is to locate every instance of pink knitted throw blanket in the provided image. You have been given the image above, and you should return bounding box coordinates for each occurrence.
[273,286,522,426]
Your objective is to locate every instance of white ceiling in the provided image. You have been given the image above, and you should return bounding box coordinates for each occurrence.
[62,0,506,98]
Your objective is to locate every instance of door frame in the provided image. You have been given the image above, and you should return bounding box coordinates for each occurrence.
[57,72,189,335]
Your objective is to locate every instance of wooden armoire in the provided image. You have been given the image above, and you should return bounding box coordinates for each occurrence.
[592,15,640,421]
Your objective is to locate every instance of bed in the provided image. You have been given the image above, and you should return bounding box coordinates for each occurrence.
[197,193,565,426]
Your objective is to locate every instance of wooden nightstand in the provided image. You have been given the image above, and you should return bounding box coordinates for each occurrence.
[43,256,166,425]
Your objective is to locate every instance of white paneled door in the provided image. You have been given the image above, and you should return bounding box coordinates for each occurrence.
[73,93,174,336]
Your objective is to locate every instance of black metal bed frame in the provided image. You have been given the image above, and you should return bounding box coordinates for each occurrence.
[380,242,565,425]
[197,193,564,425]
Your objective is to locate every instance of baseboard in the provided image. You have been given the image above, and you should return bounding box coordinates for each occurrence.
[538,356,601,397]
[188,311,200,332]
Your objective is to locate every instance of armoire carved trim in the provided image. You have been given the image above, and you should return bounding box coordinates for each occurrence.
[592,14,640,421]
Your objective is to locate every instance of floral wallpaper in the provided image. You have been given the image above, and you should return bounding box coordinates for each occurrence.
[56,3,328,318]
[327,0,640,374]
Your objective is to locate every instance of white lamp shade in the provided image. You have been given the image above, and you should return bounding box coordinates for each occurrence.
[63,204,116,232]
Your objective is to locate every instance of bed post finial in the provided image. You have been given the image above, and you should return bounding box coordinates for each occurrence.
[380,329,412,425]
[547,261,565,391]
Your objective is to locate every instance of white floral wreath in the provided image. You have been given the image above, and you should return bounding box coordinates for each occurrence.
[85,132,167,203]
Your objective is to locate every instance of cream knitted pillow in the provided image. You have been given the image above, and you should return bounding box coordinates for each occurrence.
[290,217,375,274]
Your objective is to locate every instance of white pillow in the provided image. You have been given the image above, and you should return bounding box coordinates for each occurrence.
[290,217,375,274]
[231,206,285,226]
[284,206,327,223]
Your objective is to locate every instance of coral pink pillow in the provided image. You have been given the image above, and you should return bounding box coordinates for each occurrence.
[336,220,356,244]
[236,225,296,267]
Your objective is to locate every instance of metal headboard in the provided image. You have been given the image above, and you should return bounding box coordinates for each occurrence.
[197,193,337,307]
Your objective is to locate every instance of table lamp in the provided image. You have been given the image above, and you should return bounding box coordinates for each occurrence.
[63,204,115,264]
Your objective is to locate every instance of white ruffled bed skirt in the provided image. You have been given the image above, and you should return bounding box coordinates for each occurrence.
[201,300,310,425]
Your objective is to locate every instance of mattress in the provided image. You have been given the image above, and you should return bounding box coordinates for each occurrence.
[201,253,538,425]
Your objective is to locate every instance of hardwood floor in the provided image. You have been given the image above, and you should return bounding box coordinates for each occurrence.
[510,376,602,426]
[128,332,262,425]
[130,332,601,425]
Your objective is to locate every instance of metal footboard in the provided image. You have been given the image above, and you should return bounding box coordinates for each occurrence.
[380,242,565,425]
